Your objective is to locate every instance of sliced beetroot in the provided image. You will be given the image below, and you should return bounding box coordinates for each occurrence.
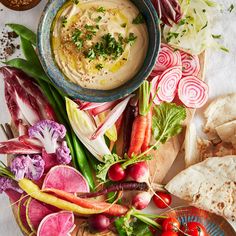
[37,211,75,236]
[42,149,58,172]
[151,43,182,76]
[26,197,57,232]
[17,195,31,235]
[42,165,89,193]
[180,51,200,77]
[178,76,209,109]
[157,66,182,102]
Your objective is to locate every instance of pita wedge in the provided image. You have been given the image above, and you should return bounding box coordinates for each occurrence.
[204,93,236,142]
[166,156,236,221]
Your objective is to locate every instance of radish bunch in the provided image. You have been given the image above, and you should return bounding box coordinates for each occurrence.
[151,44,209,109]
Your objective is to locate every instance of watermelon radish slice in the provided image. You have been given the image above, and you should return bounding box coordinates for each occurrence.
[26,197,57,232]
[17,195,31,235]
[6,189,22,205]
[42,165,89,193]
[37,211,75,236]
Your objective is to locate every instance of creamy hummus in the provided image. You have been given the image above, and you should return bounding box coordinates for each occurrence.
[52,0,148,90]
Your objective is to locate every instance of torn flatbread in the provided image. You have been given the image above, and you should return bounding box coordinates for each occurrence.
[204,93,236,142]
[216,120,236,148]
[166,156,236,221]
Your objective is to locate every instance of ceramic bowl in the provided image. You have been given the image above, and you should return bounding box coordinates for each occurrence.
[38,0,160,102]
[163,206,236,236]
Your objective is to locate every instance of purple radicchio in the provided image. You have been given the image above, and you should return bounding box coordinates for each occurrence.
[0,177,23,194]
[10,155,45,181]
[28,120,66,154]
[56,141,72,165]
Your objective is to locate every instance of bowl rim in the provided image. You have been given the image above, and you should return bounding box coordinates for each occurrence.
[37,0,160,102]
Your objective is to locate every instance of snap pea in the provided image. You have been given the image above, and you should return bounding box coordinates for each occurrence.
[20,36,42,67]
[6,23,37,46]
[72,133,95,191]
[84,149,101,173]
[4,58,50,84]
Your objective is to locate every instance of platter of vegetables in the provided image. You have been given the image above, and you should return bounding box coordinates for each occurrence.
[0,0,236,235]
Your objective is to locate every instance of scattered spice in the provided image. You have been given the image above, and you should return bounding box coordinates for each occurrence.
[0,28,20,60]
[228,4,234,13]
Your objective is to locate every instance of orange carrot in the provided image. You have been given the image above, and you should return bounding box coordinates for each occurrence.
[128,115,147,157]
[43,188,128,216]
[141,110,152,152]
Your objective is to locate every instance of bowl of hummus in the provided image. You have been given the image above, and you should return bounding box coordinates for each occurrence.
[38,0,160,102]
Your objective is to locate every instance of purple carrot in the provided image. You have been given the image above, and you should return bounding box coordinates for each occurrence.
[122,104,136,155]
[77,181,149,198]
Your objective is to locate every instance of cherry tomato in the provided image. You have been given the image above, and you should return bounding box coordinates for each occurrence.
[162,217,180,232]
[180,222,207,236]
[161,231,179,236]
[108,163,126,181]
[153,192,172,209]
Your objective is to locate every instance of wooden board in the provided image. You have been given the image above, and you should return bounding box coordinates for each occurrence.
[148,52,206,184]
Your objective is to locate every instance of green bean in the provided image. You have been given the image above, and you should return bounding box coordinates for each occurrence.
[6,23,37,46]
[84,149,100,173]
[72,133,95,191]
[20,36,42,67]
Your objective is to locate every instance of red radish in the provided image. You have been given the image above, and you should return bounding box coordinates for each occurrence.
[153,192,172,209]
[128,162,149,183]
[43,188,128,216]
[178,76,209,108]
[180,51,200,77]
[88,214,111,232]
[162,217,180,232]
[37,211,75,236]
[108,163,126,182]
[141,110,152,152]
[151,44,182,76]
[157,66,182,102]
[17,196,31,235]
[132,191,152,210]
[128,115,147,157]
[42,165,89,194]
[26,198,57,232]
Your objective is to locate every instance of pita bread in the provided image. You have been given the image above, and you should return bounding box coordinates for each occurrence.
[166,156,236,221]
[215,120,236,148]
[204,93,236,142]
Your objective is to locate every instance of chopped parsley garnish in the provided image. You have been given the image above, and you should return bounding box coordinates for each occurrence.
[228,4,234,12]
[95,16,102,23]
[220,46,229,53]
[178,19,186,26]
[166,32,179,42]
[97,7,106,13]
[200,21,208,31]
[125,33,137,45]
[72,29,83,49]
[132,13,145,24]
[95,64,103,70]
[212,34,221,39]
[62,16,67,27]
[86,34,93,40]
[72,0,79,4]
[85,48,96,60]
[85,24,97,35]
[121,23,127,28]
